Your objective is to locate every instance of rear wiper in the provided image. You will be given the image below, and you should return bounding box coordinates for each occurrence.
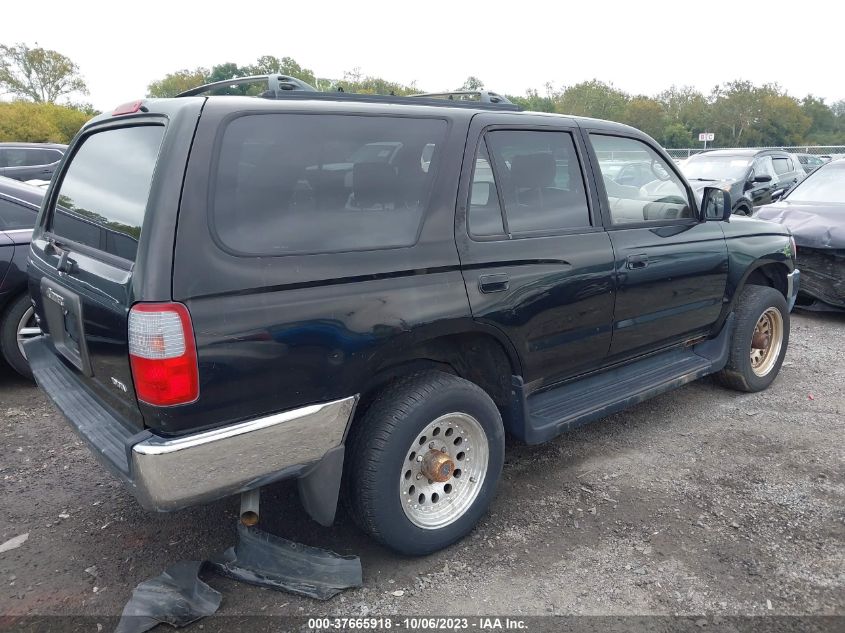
[689,177,717,181]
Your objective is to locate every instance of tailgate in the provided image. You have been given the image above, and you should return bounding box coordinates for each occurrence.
[28,123,166,430]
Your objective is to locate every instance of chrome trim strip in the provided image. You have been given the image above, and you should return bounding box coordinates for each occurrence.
[3,228,34,237]
[131,395,358,511]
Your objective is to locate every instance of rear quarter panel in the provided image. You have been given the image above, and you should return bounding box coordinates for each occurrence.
[162,101,477,436]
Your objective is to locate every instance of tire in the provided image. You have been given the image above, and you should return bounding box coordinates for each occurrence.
[733,203,752,216]
[715,285,789,392]
[344,371,505,555]
[1,294,38,380]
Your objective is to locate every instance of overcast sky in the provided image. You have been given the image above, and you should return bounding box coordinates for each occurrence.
[2,0,842,111]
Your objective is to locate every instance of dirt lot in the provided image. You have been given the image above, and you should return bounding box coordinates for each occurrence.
[0,311,843,627]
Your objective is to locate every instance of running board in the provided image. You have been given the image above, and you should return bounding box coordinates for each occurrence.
[511,315,734,445]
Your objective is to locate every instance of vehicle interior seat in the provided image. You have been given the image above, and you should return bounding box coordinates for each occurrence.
[350,162,398,210]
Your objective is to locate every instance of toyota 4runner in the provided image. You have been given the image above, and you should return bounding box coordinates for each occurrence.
[25,76,799,555]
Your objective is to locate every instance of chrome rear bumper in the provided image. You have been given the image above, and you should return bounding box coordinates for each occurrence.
[26,335,357,515]
[132,396,357,511]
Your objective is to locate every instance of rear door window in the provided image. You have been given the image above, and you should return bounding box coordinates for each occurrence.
[49,125,164,262]
[484,130,591,234]
[211,114,447,255]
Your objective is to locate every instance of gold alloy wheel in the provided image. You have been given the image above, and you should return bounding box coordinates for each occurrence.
[750,307,784,377]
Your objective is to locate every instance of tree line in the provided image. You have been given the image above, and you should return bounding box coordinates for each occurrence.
[146,58,845,148]
[3,44,845,148]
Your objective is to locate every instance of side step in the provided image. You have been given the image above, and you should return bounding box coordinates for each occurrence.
[515,315,733,445]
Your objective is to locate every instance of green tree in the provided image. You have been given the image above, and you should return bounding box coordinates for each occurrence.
[460,76,485,91]
[147,68,209,97]
[508,87,556,112]
[622,97,666,140]
[248,55,317,86]
[0,42,88,103]
[662,123,694,148]
[0,101,93,143]
[555,80,628,121]
[801,95,836,143]
[657,86,711,140]
[758,93,811,146]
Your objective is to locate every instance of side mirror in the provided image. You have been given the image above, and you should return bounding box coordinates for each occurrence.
[753,174,772,183]
[702,186,732,222]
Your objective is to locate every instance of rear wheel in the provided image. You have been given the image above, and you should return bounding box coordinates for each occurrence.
[345,372,504,555]
[1,294,39,379]
[716,285,789,392]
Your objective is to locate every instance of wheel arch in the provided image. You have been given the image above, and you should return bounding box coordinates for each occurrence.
[356,322,523,432]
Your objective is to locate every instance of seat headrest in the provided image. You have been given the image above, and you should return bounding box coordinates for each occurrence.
[510,152,556,189]
[352,162,398,207]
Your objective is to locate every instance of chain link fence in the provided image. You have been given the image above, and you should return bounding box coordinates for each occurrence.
[665,146,845,160]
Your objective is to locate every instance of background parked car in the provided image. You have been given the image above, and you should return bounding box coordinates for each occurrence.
[0,143,66,181]
[679,149,805,214]
[755,158,845,310]
[793,152,827,174]
[0,176,44,377]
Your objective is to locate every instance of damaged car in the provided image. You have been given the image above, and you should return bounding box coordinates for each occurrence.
[756,158,845,310]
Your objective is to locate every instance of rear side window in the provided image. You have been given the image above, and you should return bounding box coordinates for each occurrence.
[211,114,447,255]
[50,126,164,262]
[0,198,37,230]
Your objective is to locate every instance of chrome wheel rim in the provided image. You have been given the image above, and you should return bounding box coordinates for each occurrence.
[16,306,40,358]
[750,307,783,377]
[400,412,489,530]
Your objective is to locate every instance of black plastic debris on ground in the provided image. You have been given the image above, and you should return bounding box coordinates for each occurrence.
[115,523,363,631]
[210,523,363,600]
[115,561,221,633]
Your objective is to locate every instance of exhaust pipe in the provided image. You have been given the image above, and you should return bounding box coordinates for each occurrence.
[240,488,260,526]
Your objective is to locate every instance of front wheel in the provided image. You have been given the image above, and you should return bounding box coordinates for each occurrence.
[716,285,789,392]
[1,294,40,379]
[345,372,504,555]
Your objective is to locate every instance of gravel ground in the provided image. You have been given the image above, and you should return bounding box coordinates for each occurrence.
[0,311,843,626]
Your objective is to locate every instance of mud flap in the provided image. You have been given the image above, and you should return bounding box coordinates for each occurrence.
[210,523,363,600]
[115,561,222,633]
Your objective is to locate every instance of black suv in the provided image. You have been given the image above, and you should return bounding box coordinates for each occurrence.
[680,148,805,215]
[26,76,799,555]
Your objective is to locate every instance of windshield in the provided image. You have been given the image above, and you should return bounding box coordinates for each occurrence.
[682,155,751,181]
[786,164,845,204]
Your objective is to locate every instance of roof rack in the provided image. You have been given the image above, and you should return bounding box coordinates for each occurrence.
[175,75,520,111]
[175,74,317,98]
[411,90,512,105]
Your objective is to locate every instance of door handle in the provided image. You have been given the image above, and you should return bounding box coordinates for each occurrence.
[626,254,649,270]
[479,273,509,293]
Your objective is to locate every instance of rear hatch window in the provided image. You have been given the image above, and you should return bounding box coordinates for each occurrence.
[35,123,166,429]
[50,125,164,261]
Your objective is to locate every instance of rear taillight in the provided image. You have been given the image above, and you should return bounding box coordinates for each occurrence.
[128,303,199,406]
